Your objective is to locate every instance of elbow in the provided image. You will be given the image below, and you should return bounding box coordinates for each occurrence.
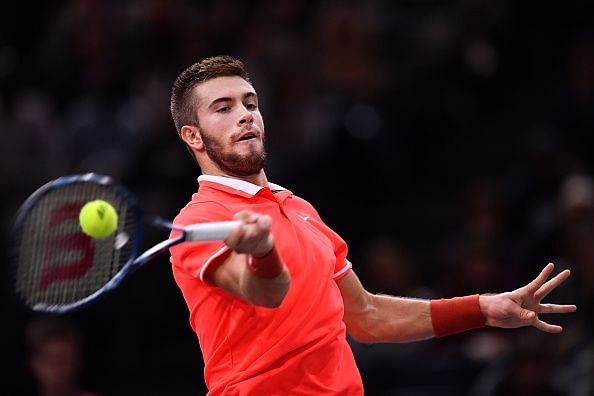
[346,331,367,343]
[347,327,380,344]
[345,294,381,343]
[255,297,284,309]
[252,282,290,308]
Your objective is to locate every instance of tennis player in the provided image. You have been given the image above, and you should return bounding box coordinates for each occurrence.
[168,56,576,395]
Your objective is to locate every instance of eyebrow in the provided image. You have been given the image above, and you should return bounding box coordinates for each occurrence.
[208,92,257,109]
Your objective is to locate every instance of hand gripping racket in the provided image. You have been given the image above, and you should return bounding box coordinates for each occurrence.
[10,173,240,314]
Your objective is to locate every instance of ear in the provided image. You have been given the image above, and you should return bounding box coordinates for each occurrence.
[180,125,205,152]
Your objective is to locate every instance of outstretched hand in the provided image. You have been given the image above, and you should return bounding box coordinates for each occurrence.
[479,263,576,333]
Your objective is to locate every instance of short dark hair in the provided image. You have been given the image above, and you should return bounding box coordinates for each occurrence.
[170,55,250,134]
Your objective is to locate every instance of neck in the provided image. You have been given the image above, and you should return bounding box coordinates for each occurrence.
[204,168,268,187]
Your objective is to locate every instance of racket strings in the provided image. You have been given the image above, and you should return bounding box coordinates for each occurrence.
[14,181,137,308]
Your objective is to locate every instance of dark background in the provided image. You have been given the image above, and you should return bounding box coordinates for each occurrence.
[1,0,593,395]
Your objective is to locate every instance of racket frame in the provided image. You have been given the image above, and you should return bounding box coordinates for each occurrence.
[13,173,239,314]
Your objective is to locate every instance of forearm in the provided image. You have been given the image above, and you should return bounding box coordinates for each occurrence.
[215,245,290,308]
[240,261,290,308]
[346,293,433,343]
[340,264,574,342]
[346,292,485,343]
[213,211,291,308]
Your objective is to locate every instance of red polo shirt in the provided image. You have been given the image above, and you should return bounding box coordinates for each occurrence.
[169,175,362,395]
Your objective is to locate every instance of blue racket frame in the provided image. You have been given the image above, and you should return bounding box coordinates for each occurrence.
[13,173,187,314]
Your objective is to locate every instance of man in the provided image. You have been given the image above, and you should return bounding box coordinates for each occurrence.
[26,317,99,396]
[168,56,576,395]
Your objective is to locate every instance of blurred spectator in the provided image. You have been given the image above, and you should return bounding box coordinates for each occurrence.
[362,236,426,297]
[436,178,521,296]
[26,317,98,396]
[470,331,564,396]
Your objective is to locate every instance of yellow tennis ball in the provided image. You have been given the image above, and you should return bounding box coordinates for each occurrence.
[79,200,118,238]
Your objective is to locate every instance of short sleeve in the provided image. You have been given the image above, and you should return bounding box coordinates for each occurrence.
[329,230,352,280]
[169,201,234,283]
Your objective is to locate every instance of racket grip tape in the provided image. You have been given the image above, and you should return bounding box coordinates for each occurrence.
[185,221,243,241]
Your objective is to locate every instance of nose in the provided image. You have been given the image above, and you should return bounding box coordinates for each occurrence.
[238,105,254,126]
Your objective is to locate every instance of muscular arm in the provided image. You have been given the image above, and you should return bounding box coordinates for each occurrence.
[337,271,434,343]
[209,210,290,308]
[211,251,290,308]
[337,263,575,343]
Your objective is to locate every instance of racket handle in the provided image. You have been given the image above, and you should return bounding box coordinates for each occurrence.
[184,221,242,241]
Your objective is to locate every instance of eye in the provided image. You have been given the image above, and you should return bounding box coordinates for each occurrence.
[246,103,257,111]
[216,106,231,113]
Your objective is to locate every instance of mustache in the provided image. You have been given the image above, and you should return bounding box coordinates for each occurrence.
[232,126,262,141]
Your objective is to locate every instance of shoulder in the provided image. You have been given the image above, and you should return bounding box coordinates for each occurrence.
[288,194,324,222]
[173,200,234,227]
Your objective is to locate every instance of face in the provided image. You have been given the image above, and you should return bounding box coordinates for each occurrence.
[30,339,79,391]
[191,76,266,177]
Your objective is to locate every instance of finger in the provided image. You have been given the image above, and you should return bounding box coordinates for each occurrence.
[253,216,274,256]
[534,269,571,301]
[509,303,537,324]
[235,227,259,253]
[525,263,555,293]
[257,214,271,232]
[236,220,270,253]
[233,210,258,223]
[538,303,577,314]
[533,318,563,333]
[224,223,246,250]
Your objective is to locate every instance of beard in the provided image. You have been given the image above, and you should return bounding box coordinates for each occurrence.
[200,127,267,177]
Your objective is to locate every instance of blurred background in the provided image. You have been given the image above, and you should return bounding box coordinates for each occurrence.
[1,0,593,395]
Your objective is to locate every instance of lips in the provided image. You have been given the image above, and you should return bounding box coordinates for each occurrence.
[236,130,258,142]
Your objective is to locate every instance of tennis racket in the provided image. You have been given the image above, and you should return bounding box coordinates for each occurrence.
[11,173,240,314]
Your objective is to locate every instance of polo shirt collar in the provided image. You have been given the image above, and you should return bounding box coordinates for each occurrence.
[198,174,288,197]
